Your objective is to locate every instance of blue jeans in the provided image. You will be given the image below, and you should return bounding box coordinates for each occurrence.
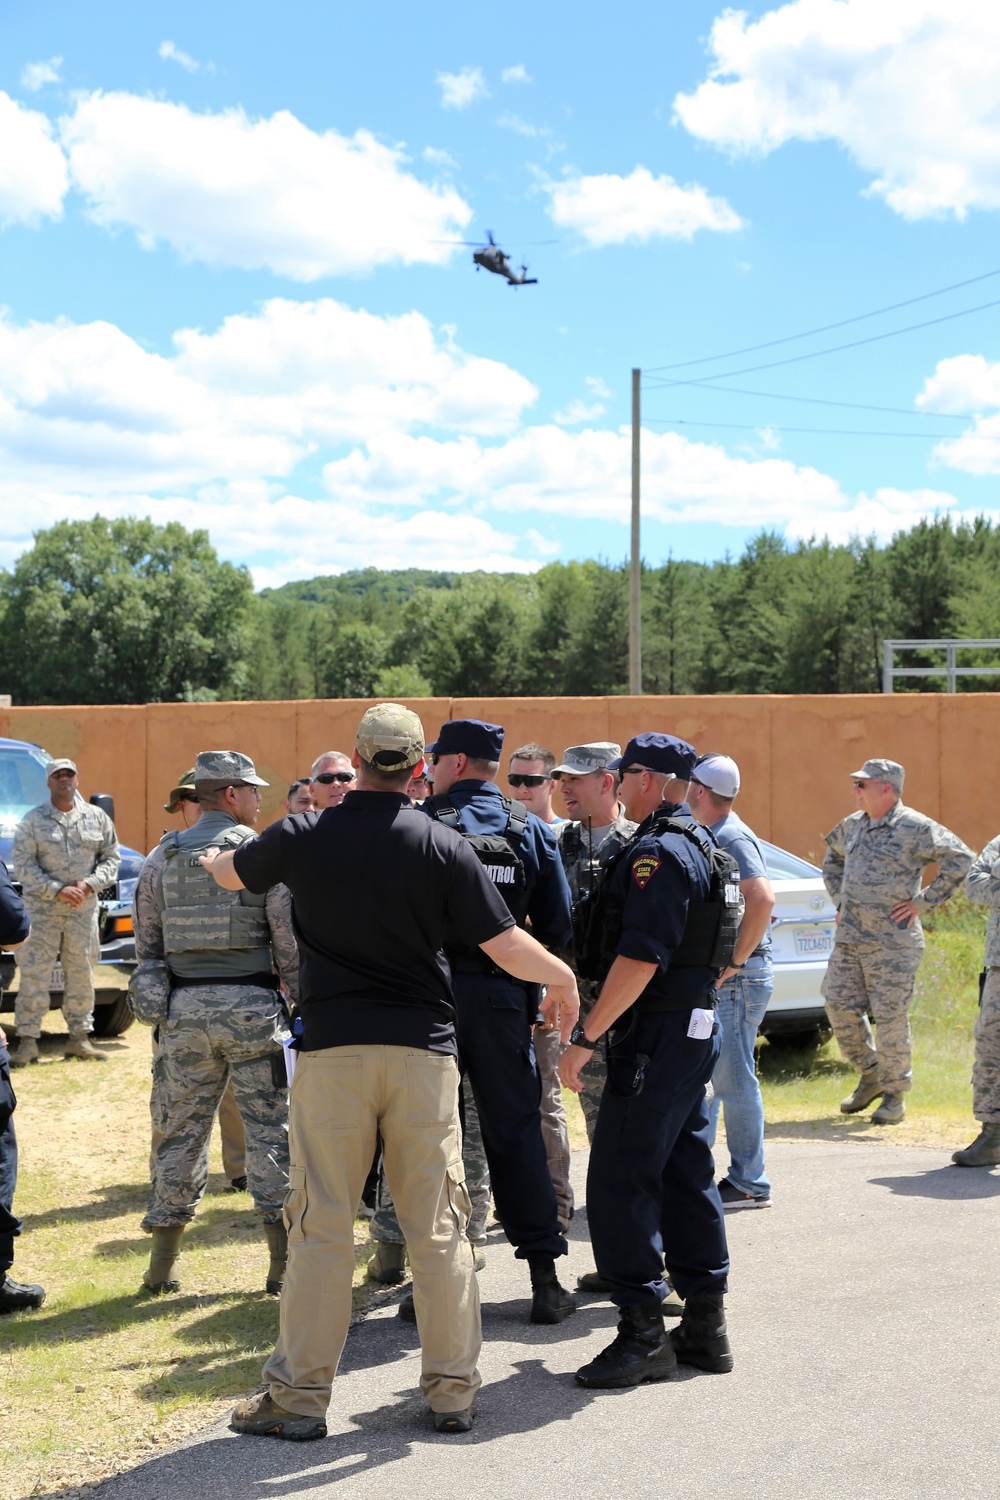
[708,965,772,1198]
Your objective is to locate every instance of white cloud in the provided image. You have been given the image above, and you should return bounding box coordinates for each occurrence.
[0,298,536,494]
[60,91,473,278]
[553,379,610,426]
[674,1,1000,221]
[496,112,549,139]
[0,92,68,225]
[158,40,202,74]
[916,353,1000,473]
[436,67,489,110]
[544,166,743,246]
[501,64,532,85]
[21,56,62,91]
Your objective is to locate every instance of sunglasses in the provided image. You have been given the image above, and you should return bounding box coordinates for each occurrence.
[620,765,651,776]
[508,773,550,788]
[230,783,261,798]
[313,771,355,785]
[852,780,869,789]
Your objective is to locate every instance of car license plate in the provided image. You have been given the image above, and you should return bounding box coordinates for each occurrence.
[793,928,833,957]
[50,963,66,989]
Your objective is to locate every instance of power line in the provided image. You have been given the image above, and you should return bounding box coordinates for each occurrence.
[642,417,991,439]
[644,266,1000,374]
[640,380,975,422]
[640,295,1000,389]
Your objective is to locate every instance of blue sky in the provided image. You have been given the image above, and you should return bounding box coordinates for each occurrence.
[1,0,999,587]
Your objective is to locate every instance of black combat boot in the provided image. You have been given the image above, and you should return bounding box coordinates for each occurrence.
[527,1256,575,1324]
[575,1304,678,1387]
[669,1291,734,1373]
[0,1274,46,1314]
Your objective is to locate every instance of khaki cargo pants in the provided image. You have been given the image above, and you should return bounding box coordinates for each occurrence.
[264,1045,481,1420]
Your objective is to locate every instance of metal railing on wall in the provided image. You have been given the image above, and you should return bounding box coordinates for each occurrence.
[882,639,1000,693]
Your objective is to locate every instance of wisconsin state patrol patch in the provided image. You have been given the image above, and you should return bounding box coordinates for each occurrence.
[631,854,661,889]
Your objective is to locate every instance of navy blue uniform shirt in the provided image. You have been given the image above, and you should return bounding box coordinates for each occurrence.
[422,780,572,949]
[611,803,716,1011]
[0,862,29,949]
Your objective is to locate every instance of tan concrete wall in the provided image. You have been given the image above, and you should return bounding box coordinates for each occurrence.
[2,695,996,862]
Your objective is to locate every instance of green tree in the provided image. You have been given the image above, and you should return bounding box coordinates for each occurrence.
[0,516,253,704]
[319,622,389,698]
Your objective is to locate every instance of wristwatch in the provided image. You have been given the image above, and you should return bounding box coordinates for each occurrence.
[568,1023,597,1050]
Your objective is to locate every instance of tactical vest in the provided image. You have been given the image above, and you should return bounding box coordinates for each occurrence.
[156,822,270,971]
[573,808,745,984]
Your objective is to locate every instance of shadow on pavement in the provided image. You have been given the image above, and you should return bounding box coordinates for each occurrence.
[869,1165,1000,1199]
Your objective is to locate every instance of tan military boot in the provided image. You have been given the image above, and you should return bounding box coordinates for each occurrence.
[64,1035,107,1062]
[840,1073,882,1114]
[366,1240,407,1284]
[263,1221,288,1295]
[871,1093,905,1125]
[9,1036,39,1068]
[142,1227,184,1293]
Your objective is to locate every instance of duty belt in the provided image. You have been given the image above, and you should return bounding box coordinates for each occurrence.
[170,970,279,991]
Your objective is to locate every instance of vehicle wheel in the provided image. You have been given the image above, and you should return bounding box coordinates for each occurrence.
[92,990,135,1037]
[766,1026,830,1051]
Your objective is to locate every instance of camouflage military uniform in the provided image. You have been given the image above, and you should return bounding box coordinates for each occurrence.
[372,1074,490,1246]
[822,802,973,1095]
[556,807,637,1139]
[134,813,299,1228]
[964,836,1000,1123]
[12,794,120,1039]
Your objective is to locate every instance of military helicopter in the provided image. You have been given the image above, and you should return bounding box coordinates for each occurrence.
[437,231,550,285]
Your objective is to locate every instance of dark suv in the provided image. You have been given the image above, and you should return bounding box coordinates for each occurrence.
[0,736,142,1036]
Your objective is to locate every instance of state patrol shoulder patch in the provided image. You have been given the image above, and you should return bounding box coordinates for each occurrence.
[631,854,661,889]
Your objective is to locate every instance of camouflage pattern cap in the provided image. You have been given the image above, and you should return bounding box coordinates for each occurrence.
[47,758,78,776]
[552,743,622,776]
[356,702,424,771]
[193,750,269,788]
[164,767,197,813]
[851,757,904,792]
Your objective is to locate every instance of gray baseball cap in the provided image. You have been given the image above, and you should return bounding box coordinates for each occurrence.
[552,742,622,777]
[851,758,904,792]
[194,750,269,788]
[47,758,78,776]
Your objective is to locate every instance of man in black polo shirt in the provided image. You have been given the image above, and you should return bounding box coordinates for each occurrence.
[201,704,579,1442]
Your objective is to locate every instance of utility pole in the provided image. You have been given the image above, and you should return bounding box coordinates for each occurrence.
[629,366,642,694]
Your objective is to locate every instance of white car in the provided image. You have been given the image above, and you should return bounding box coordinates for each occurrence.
[758,840,837,1049]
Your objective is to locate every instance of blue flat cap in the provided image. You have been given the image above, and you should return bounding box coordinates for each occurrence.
[433,718,505,761]
[611,733,697,780]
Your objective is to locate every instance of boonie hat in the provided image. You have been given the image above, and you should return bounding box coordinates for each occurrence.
[693,753,741,799]
[432,718,504,762]
[611,733,697,781]
[47,758,77,776]
[357,703,424,771]
[552,742,622,777]
[851,757,904,792]
[165,767,197,813]
[194,750,269,789]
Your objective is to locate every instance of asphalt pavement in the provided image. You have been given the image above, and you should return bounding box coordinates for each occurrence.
[94,1140,1000,1500]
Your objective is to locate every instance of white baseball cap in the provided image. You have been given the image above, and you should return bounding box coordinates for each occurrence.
[693,753,740,799]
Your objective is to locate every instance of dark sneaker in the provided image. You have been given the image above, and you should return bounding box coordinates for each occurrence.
[840,1074,882,1114]
[871,1093,905,1125]
[433,1402,476,1433]
[227,1176,248,1193]
[576,1305,678,1388]
[231,1391,327,1441]
[0,1275,46,1314]
[718,1179,771,1212]
[398,1292,416,1322]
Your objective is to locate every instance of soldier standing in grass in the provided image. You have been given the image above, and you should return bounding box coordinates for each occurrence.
[10,759,120,1067]
[0,858,45,1313]
[953,834,1000,1166]
[822,759,973,1125]
[132,751,298,1296]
